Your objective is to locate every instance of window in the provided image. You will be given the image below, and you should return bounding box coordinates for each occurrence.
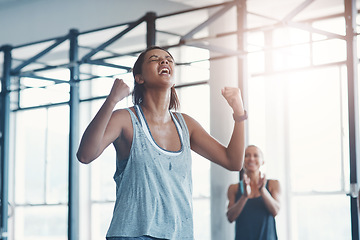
[247,17,352,239]
[13,106,69,240]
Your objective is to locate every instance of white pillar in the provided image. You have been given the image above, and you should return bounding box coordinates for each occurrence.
[209,6,239,240]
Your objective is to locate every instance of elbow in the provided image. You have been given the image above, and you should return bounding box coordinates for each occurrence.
[231,164,243,172]
[226,212,234,223]
[226,212,235,223]
[271,212,278,218]
[227,161,243,171]
[271,207,280,217]
[225,155,244,171]
[76,151,92,164]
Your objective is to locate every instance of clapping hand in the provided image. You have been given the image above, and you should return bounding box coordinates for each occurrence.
[257,172,266,191]
[242,173,251,198]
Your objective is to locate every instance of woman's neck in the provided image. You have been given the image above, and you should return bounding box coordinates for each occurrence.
[140,90,172,123]
[246,171,260,182]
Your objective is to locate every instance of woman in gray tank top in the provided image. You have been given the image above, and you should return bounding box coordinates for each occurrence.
[77,46,247,240]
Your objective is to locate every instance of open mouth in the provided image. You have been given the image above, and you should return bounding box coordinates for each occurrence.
[159,67,170,75]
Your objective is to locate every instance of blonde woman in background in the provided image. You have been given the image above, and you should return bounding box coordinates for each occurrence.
[227,145,281,240]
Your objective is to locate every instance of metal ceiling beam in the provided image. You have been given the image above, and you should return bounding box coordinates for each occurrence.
[12,36,68,74]
[158,1,234,19]
[81,16,146,63]
[281,0,315,22]
[18,73,69,84]
[180,1,235,42]
[86,59,132,72]
[287,21,346,40]
[185,42,243,56]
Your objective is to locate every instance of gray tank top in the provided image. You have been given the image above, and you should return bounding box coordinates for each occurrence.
[106,105,193,239]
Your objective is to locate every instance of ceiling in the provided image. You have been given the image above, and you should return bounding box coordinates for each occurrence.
[166,0,355,21]
[1,0,356,16]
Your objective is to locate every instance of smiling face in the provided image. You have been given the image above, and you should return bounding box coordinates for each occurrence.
[244,145,264,173]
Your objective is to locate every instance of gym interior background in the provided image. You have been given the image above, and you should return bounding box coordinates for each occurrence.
[0,0,359,239]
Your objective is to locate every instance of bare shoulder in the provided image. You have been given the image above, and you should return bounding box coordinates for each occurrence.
[178,112,201,132]
[268,179,281,193]
[109,107,133,132]
[112,108,134,144]
[268,179,280,186]
[178,112,193,122]
[112,107,133,121]
[113,107,132,116]
[228,183,240,194]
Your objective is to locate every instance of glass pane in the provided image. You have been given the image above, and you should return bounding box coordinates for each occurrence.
[15,109,47,204]
[46,106,69,203]
[272,28,311,71]
[247,76,266,147]
[273,27,310,47]
[273,44,311,70]
[313,39,346,65]
[91,146,117,202]
[79,73,134,100]
[248,51,265,74]
[178,84,210,130]
[287,68,343,192]
[14,205,67,240]
[91,77,119,97]
[291,194,350,240]
[174,46,209,85]
[193,198,211,240]
[312,17,346,36]
[20,87,50,108]
[45,82,70,103]
[91,203,115,239]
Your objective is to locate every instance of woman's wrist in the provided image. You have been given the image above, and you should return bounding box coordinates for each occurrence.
[105,96,118,107]
[233,110,248,122]
[240,194,249,201]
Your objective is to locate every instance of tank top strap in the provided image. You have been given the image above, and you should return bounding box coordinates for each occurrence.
[170,111,183,141]
[125,107,139,123]
[173,112,190,141]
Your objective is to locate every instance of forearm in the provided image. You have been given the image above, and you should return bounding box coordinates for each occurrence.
[221,86,246,166]
[227,195,248,223]
[225,120,246,171]
[260,188,280,217]
[77,98,117,163]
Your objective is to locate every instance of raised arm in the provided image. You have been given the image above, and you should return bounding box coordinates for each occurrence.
[77,79,130,164]
[185,87,246,171]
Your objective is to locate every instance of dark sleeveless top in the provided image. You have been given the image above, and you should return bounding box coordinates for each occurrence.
[235,180,278,240]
